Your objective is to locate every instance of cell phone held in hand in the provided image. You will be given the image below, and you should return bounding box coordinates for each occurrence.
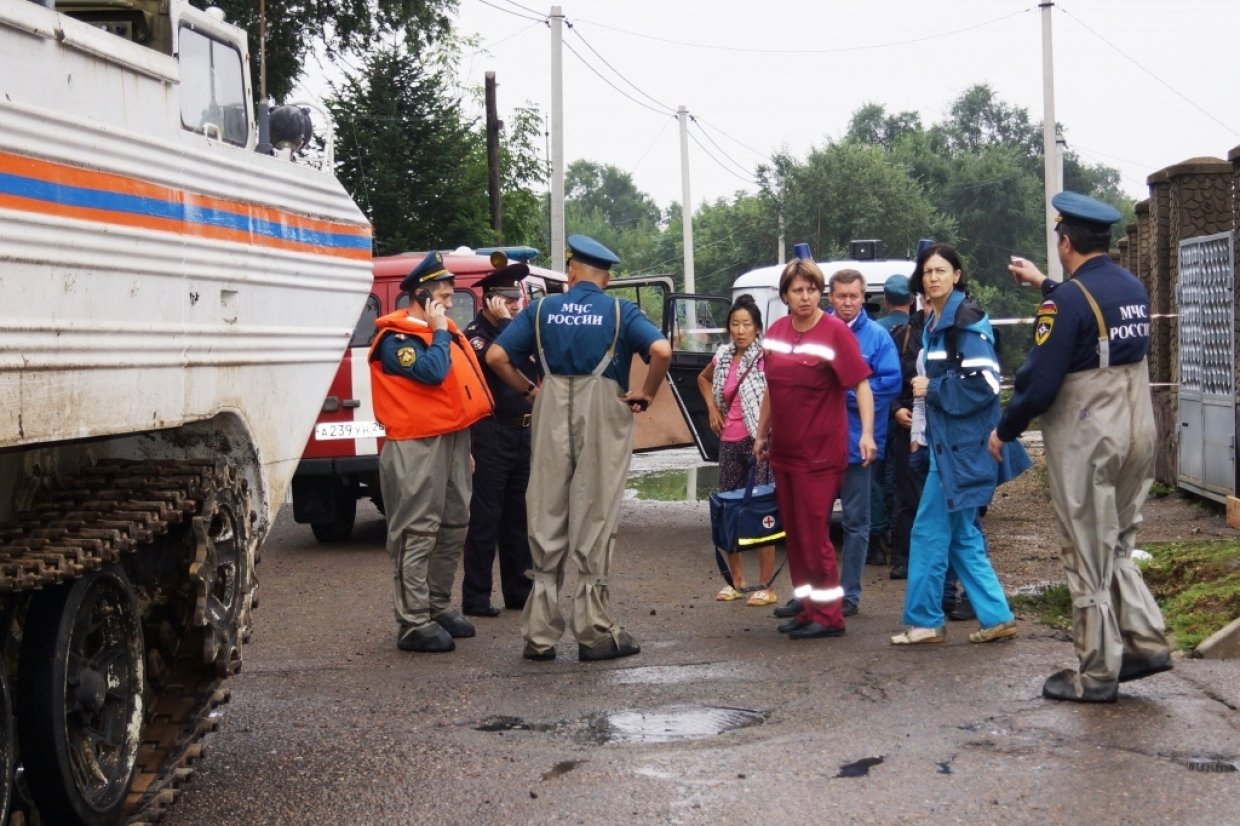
[1010,256,1031,287]
[414,288,431,307]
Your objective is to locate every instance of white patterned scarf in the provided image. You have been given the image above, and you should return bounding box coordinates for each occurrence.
[711,339,766,439]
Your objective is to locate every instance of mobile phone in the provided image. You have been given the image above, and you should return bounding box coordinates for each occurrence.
[414,288,430,308]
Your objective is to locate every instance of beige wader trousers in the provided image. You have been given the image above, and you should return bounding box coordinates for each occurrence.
[521,373,634,651]
[378,430,472,632]
[1041,359,1171,691]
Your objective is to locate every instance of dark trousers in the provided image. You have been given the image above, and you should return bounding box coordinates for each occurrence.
[462,418,533,610]
[888,427,927,569]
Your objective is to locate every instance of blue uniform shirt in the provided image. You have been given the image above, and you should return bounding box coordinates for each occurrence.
[832,309,901,462]
[997,255,1151,442]
[876,310,909,333]
[378,325,453,384]
[495,281,664,392]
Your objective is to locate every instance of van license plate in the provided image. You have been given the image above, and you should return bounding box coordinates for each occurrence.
[314,421,386,440]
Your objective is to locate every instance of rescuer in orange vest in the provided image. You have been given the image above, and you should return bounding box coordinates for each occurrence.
[369,251,493,653]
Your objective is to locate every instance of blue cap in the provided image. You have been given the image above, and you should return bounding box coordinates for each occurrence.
[567,234,620,271]
[400,251,453,292]
[792,242,813,261]
[477,262,529,298]
[1051,191,1122,228]
[883,274,911,305]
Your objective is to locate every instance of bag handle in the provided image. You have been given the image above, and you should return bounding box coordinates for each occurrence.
[742,456,759,503]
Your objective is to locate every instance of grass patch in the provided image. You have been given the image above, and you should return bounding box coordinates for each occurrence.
[1011,583,1072,631]
[1142,539,1240,650]
[1009,539,1240,651]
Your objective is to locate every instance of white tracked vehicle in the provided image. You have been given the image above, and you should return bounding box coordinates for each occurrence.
[0,1,371,822]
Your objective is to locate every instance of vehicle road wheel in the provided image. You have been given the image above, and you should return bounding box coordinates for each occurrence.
[311,487,356,543]
[18,566,145,826]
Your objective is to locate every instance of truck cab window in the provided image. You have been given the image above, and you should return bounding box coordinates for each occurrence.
[350,295,381,348]
[178,26,247,145]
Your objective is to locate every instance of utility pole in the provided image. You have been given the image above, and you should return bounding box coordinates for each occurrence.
[678,106,695,292]
[1041,1,1064,279]
[549,7,566,274]
[485,72,503,242]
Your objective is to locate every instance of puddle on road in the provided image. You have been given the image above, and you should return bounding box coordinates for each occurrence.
[836,756,884,778]
[626,466,719,502]
[474,715,554,733]
[587,705,766,744]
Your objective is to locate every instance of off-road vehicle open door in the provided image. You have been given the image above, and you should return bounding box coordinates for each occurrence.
[608,278,731,461]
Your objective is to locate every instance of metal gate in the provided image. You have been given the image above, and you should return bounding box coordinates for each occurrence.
[1177,231,1235,501]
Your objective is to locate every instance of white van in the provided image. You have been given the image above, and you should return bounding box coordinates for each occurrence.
[662,241,919,461]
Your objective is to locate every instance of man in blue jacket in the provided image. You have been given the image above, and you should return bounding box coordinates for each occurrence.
[827,269,901,616]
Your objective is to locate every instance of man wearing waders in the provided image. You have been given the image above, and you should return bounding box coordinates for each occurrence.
[487,235,672,662]
[989,191,1173,702]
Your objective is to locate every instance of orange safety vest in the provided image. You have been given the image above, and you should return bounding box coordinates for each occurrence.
[368,311,493,440]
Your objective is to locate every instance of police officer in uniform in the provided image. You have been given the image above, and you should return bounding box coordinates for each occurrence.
[487,234,672,662]
[460,262,537,617]
[369,252,493,653]
[988,191,1173,702]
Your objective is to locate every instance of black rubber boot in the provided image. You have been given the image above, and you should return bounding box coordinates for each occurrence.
[1041,669,1117,703]
[397,624,455,653]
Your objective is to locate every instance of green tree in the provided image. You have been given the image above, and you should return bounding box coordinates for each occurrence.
[775,141,957,261]
[496,104,549,250]
[328,45,490,255]
[196,0,457,103]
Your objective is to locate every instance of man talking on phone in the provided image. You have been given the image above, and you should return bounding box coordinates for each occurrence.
[369,251,493,653]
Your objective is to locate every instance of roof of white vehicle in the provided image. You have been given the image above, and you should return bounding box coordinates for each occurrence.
[732,258,915,291]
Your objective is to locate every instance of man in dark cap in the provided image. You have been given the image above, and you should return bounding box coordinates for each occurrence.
[368,251,494,653]
[989,191,1173,702]
[487,234,672,662]
[459,262,537,617]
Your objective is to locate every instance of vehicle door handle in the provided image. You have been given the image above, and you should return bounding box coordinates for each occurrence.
[343,399,361,409]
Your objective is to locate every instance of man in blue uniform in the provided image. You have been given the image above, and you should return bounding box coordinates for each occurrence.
[460,263,537,617]
[828,269,901,617]
[988,191,1173,703]
[487,234,672,662]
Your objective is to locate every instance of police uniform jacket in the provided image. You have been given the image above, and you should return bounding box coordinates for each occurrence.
[996,255,1150,442]
[494,281,663,391]
[922,290,1003,512]
[465,313,536,420]
[833,309,901,463]
[368,310,492,440]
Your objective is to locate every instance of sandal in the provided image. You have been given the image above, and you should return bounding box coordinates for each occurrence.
[745,589,778,607]
[890,626,946,645]
[968,620,1018,643]
[715,586,744,601]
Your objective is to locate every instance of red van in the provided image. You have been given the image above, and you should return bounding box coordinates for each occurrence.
[290,248,689,542]
[291,248,560,541]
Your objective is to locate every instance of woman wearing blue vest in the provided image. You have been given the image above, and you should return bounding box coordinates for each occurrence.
[891,244,1017,646]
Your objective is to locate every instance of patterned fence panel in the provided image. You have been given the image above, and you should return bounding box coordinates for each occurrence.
[1177,231,1235,500]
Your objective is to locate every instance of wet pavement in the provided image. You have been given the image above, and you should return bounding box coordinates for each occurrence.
[164,454,1240,825]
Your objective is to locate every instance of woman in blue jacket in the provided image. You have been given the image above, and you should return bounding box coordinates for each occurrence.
[891,244,1017,645]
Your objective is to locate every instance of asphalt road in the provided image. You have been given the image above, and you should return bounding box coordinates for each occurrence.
[164,482,1240,825]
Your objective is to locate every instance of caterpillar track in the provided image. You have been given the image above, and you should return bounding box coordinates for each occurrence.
[0,459,258,825]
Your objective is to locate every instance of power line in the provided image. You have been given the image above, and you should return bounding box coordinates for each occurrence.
[629,117,675,175]
[1059,5,1240,139]
[566,23,676,114]
[693,116,776,164]
[687,128,758,187]
[561,39,674,118]
[573,8,1033,55]
[476,0,546,25]
[689,117,756,179]
[497,0,546,18]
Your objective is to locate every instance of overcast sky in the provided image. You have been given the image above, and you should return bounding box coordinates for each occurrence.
[443,0,1240,211]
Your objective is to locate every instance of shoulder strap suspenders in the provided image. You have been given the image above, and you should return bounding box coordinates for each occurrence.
[1070,280,1110,369]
